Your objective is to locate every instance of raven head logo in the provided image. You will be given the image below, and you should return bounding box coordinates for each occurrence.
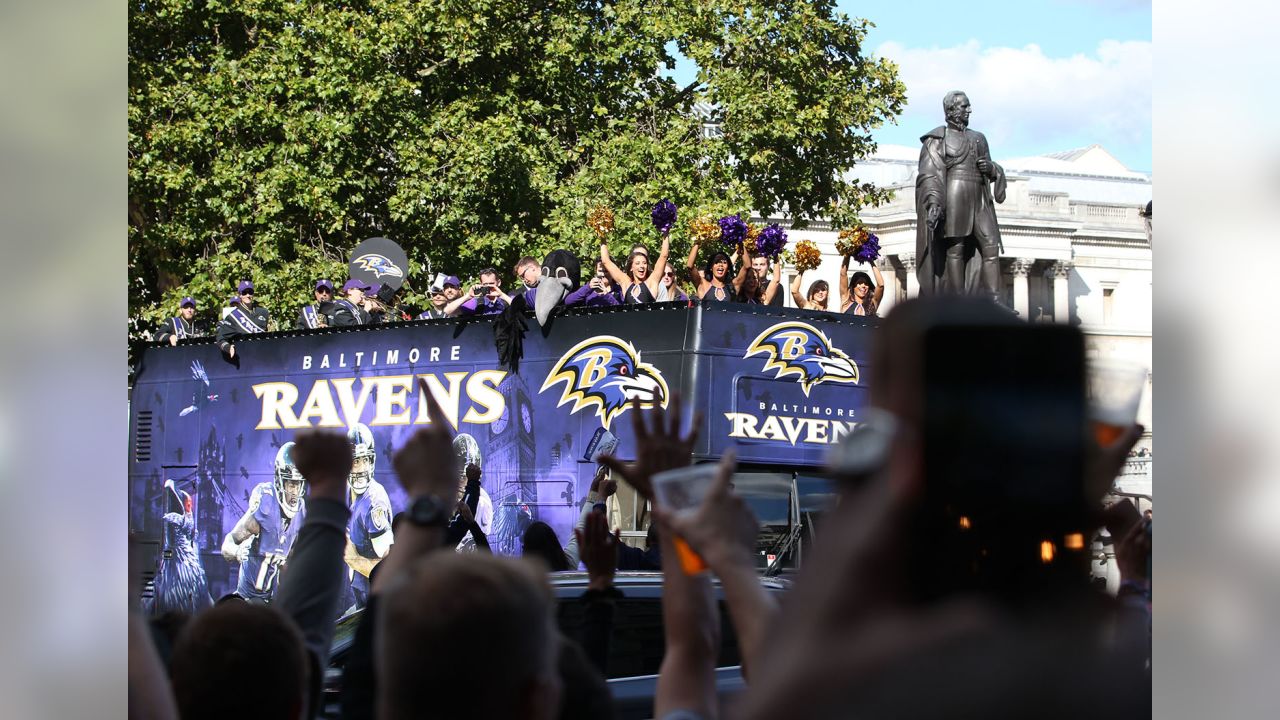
[541,336,668,429]
[352,253,405,279]
[745,322,859,397]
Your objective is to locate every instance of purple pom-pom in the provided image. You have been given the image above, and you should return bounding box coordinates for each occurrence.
[718,214,748,248]
[755,223,788,259]
[651,199,677,234]
[855,233,881,264]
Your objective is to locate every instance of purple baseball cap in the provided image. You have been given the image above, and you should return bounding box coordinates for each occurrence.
[443,275,461,288]
[179,296,196,308]
[343,278,372,293]
[237,280,255,294]
[315,279,334,292]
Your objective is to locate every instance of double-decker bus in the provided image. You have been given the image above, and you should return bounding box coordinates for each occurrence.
[128,302,877,607]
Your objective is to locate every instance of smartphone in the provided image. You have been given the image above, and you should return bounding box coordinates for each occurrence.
[917,323,1088,601]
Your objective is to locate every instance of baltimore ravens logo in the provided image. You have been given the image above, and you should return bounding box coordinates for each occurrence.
[541,336,669,430]
[745,322,859,397]
[352,253,405,279]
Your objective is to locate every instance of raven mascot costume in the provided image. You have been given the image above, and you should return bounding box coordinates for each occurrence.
[495,249,582,372]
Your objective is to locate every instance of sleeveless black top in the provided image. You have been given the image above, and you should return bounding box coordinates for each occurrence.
[623,282,656,304]
[700,284,730,304]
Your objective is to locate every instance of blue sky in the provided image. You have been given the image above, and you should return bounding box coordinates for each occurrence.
[670,0,1151,172]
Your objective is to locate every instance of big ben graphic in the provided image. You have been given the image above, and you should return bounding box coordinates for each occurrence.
[487,374,537,553]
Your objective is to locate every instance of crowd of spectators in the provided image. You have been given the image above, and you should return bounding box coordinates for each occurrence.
[132,297,1150,719]
[155,243,886,352]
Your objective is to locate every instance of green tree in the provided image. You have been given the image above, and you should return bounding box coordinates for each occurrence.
[129,0,904,335]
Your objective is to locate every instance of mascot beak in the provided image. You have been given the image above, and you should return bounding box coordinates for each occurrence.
[164,479,185,515]
[815,354,859,381]
[535,276,572,325]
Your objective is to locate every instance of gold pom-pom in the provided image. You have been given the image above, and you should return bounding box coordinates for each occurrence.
[588,206,615,239]
[794,239,822,273]
[689,215,721,244]
[835,226,869,257]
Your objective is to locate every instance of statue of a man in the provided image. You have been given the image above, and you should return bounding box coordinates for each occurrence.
[915,91,1007,298]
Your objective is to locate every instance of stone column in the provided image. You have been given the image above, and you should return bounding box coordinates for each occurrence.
[1011,257,1033,318]
[1051,261,1073,324]
[900,253,919,298]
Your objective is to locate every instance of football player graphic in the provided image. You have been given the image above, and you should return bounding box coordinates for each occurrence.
[342,422,394,611]
[221,442,307,602]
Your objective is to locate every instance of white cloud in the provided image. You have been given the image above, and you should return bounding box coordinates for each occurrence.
[876,39,1150,161]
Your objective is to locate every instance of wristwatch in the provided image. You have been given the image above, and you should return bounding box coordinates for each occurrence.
[407,495,449,528]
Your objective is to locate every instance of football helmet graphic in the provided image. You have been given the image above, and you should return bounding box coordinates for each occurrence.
[347,422,376,495]
[453,433,482,477]
[274,441,306,518]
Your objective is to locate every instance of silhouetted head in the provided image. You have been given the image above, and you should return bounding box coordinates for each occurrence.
[521,521,570,572]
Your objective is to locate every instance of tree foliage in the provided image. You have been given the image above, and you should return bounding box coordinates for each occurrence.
[129,0,904,334]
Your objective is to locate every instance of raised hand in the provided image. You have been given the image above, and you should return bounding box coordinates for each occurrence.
[291,429,354,501]
[598,392,703,501]
[391,381,459,499]
[574,510,619,592]
[653,450,755,570]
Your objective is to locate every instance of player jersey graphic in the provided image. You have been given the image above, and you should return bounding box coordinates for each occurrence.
[347,480,392,607]
[236,482,304,601]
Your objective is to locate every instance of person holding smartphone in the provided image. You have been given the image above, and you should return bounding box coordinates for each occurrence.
[565,261,621,307]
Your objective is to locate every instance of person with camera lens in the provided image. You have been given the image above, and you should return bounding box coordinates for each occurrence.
[565,261,621,307]
[447,267,512,317]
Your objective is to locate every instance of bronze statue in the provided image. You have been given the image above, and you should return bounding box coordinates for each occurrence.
[915,91,1007,299]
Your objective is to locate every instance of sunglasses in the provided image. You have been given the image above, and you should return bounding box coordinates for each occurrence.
[240,290,254,296]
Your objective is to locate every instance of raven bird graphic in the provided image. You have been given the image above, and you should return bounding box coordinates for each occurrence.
[179,360,218,417]
[745,322,859,397]
[144,480,212,616]
[541,336,668,430]
[352,253,405,279]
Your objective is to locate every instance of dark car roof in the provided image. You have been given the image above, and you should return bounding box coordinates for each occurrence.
[330,570,789,660]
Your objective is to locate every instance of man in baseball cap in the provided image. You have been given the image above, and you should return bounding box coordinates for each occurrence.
[216,280,271,358]
[157,296,208,346]
[332,279,373,326]
[296,279,336,330]
[418,279,451,320]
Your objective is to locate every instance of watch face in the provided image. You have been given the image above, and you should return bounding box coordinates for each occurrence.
[493,404,509,434]
[521,403,533,433]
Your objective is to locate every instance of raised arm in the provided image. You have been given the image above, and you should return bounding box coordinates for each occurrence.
[646,232,671,293]
[275,429,355,667]
[600,242,630,287]
[686,241,708,294]
[838,254,852,310]
[443,290,475,316]
[371,387,460,596]
[598,395,719,718]
[732,247,752,294]
[790,273,806,308]
[761,257,781,305]
[871,262,885,307]
[657,449,777,683]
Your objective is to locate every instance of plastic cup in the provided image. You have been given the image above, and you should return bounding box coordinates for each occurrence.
[651,464,720,574]
[1086,359,1148,447]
